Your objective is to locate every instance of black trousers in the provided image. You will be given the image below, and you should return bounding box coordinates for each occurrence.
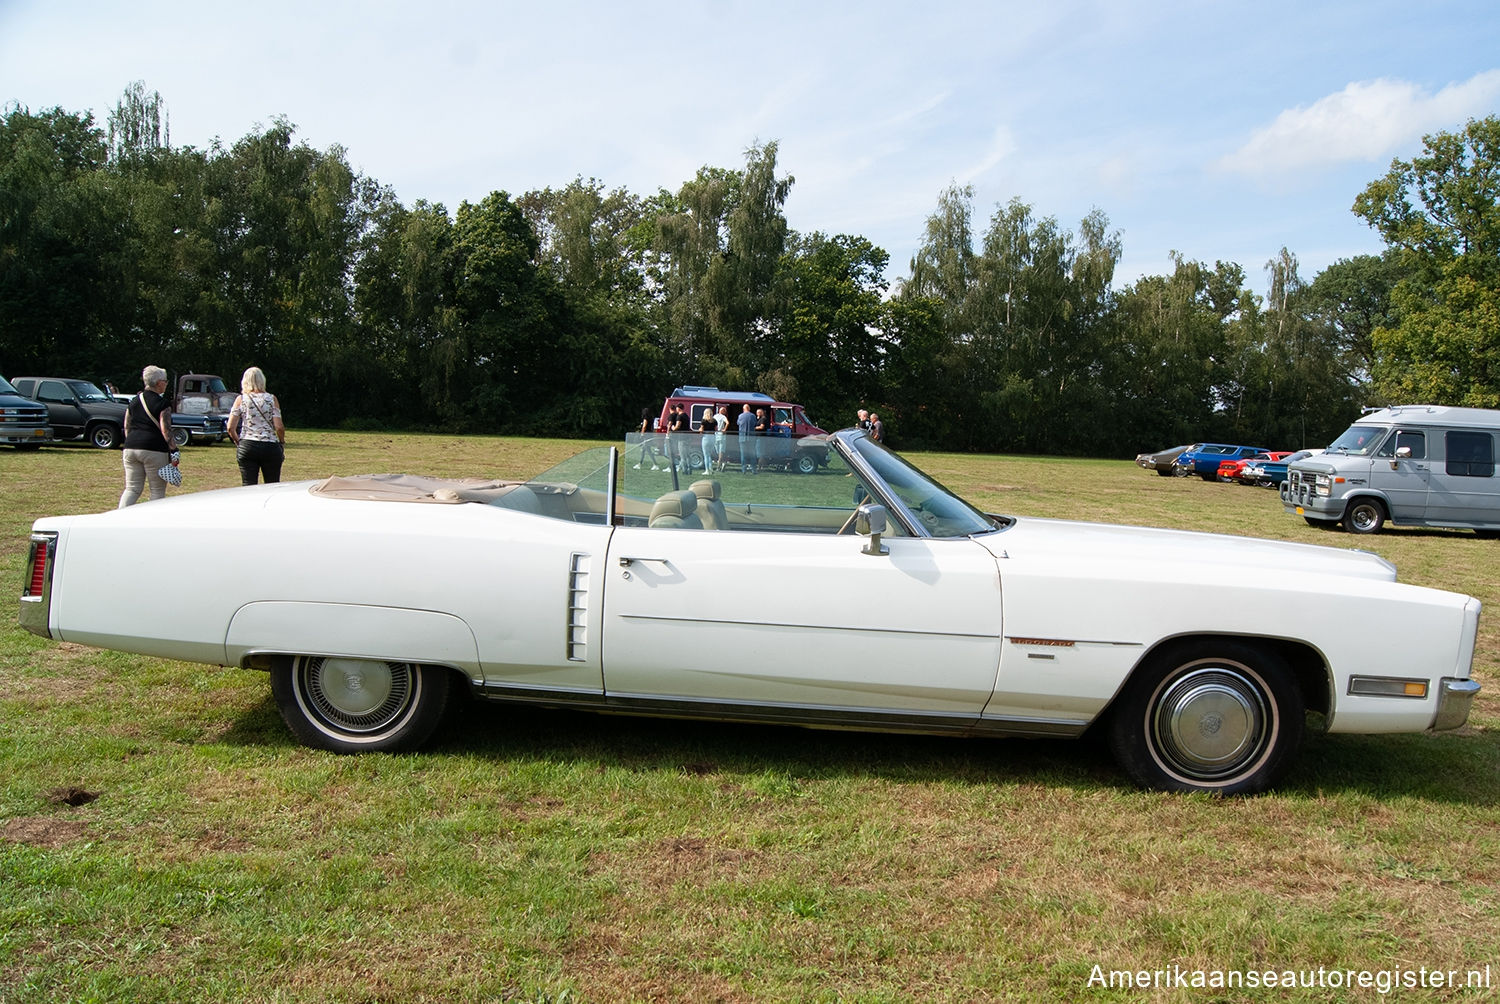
[236,439,284,485]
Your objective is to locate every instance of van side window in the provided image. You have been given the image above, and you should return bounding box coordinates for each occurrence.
[1446,431,1495,478]
[1376,430,1425,459]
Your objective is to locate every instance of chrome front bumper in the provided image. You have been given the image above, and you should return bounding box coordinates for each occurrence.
[1432,677,1482,732]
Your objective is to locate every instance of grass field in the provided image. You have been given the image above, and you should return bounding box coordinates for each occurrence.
[1,433,1496,1003]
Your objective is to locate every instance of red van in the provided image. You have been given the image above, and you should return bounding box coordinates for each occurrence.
[654,386,829,473]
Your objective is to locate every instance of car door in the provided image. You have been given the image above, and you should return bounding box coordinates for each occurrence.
[1370,428,1430,520]
[35,380,83,437]
[601,527,1004,721]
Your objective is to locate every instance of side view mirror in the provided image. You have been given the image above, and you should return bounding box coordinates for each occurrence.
[1391,445,1411,470]
[857,504,889,556]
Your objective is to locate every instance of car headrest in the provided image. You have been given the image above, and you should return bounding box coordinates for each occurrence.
[689,479,721,501]
[650,490,698,524]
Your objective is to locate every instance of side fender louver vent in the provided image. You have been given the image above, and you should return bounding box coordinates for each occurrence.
[566,553,589,662]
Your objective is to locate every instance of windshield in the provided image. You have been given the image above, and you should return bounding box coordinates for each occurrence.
[846,434,997,537]
[528,447,614,494]
[1326,424,1389,456]
[66,381,111,401]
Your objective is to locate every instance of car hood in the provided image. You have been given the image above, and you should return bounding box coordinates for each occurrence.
[974,516,1397,582]
[1,393,43,407]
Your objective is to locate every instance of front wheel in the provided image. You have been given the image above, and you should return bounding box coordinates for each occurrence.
[171,427,191,448]
[1107,640,1303,794]
[795,453,818,474]
[1344,499,1386,534]
[271,656,452,753]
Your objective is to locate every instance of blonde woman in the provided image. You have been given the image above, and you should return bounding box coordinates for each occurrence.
[119,364,176,506]
[226,366,285,484]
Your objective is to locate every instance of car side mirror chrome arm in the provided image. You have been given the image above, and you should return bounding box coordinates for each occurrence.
[1391,445,1411,470]
[857,504,889,556]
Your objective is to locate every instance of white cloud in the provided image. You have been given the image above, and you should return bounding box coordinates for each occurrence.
[1217,69,1500,175]
[958,124,1019,184]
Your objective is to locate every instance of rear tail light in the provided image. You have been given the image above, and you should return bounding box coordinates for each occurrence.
[25,533,55,597]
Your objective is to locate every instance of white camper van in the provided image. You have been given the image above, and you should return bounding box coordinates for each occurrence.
[1282,404,1500,535]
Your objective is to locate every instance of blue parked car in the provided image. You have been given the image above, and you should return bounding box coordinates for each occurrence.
[1172,443,1271,481]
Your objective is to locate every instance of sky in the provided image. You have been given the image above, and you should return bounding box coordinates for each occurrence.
[2,0,1498,295]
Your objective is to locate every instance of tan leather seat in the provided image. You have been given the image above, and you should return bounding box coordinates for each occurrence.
[649,490,702,529]
[689,479,729,529]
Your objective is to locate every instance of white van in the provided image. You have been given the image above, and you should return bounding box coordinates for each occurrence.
[1281,404,1500,535]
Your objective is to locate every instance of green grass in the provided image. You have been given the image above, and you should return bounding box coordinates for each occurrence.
[1,434,1496,1002]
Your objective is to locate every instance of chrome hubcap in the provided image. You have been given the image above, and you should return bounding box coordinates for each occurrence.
[1152,666,1269,779]
[302,658,413,732]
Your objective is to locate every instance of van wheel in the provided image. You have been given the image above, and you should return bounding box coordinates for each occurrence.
[1344,499,1386,534]
[1107,640,1303,794]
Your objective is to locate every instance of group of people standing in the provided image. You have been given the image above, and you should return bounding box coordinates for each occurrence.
[634,403,784,474]
[118,365,287,507]
[632,401,888,477]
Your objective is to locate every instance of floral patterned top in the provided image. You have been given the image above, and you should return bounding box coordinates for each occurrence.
[230,391,282,443]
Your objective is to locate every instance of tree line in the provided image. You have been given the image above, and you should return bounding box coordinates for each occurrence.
[2,83,1496,455]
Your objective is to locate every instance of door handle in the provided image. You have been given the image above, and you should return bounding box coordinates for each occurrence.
[618,556,672,568]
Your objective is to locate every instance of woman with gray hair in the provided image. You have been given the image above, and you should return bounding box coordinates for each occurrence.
[119,364,177,506]
[226,366,285,484]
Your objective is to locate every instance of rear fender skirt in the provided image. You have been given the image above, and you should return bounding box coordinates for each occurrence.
[228,602,480,676]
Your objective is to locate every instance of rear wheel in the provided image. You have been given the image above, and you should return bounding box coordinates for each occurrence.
[1344,499,1386,534]
[89,423,122,449]
[271,656,452,753]
[1107,640,1303,794]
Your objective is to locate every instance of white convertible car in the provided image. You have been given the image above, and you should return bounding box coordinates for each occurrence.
[19,430,1482,794]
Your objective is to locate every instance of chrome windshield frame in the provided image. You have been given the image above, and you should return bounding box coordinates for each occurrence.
[828,428,999,540]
